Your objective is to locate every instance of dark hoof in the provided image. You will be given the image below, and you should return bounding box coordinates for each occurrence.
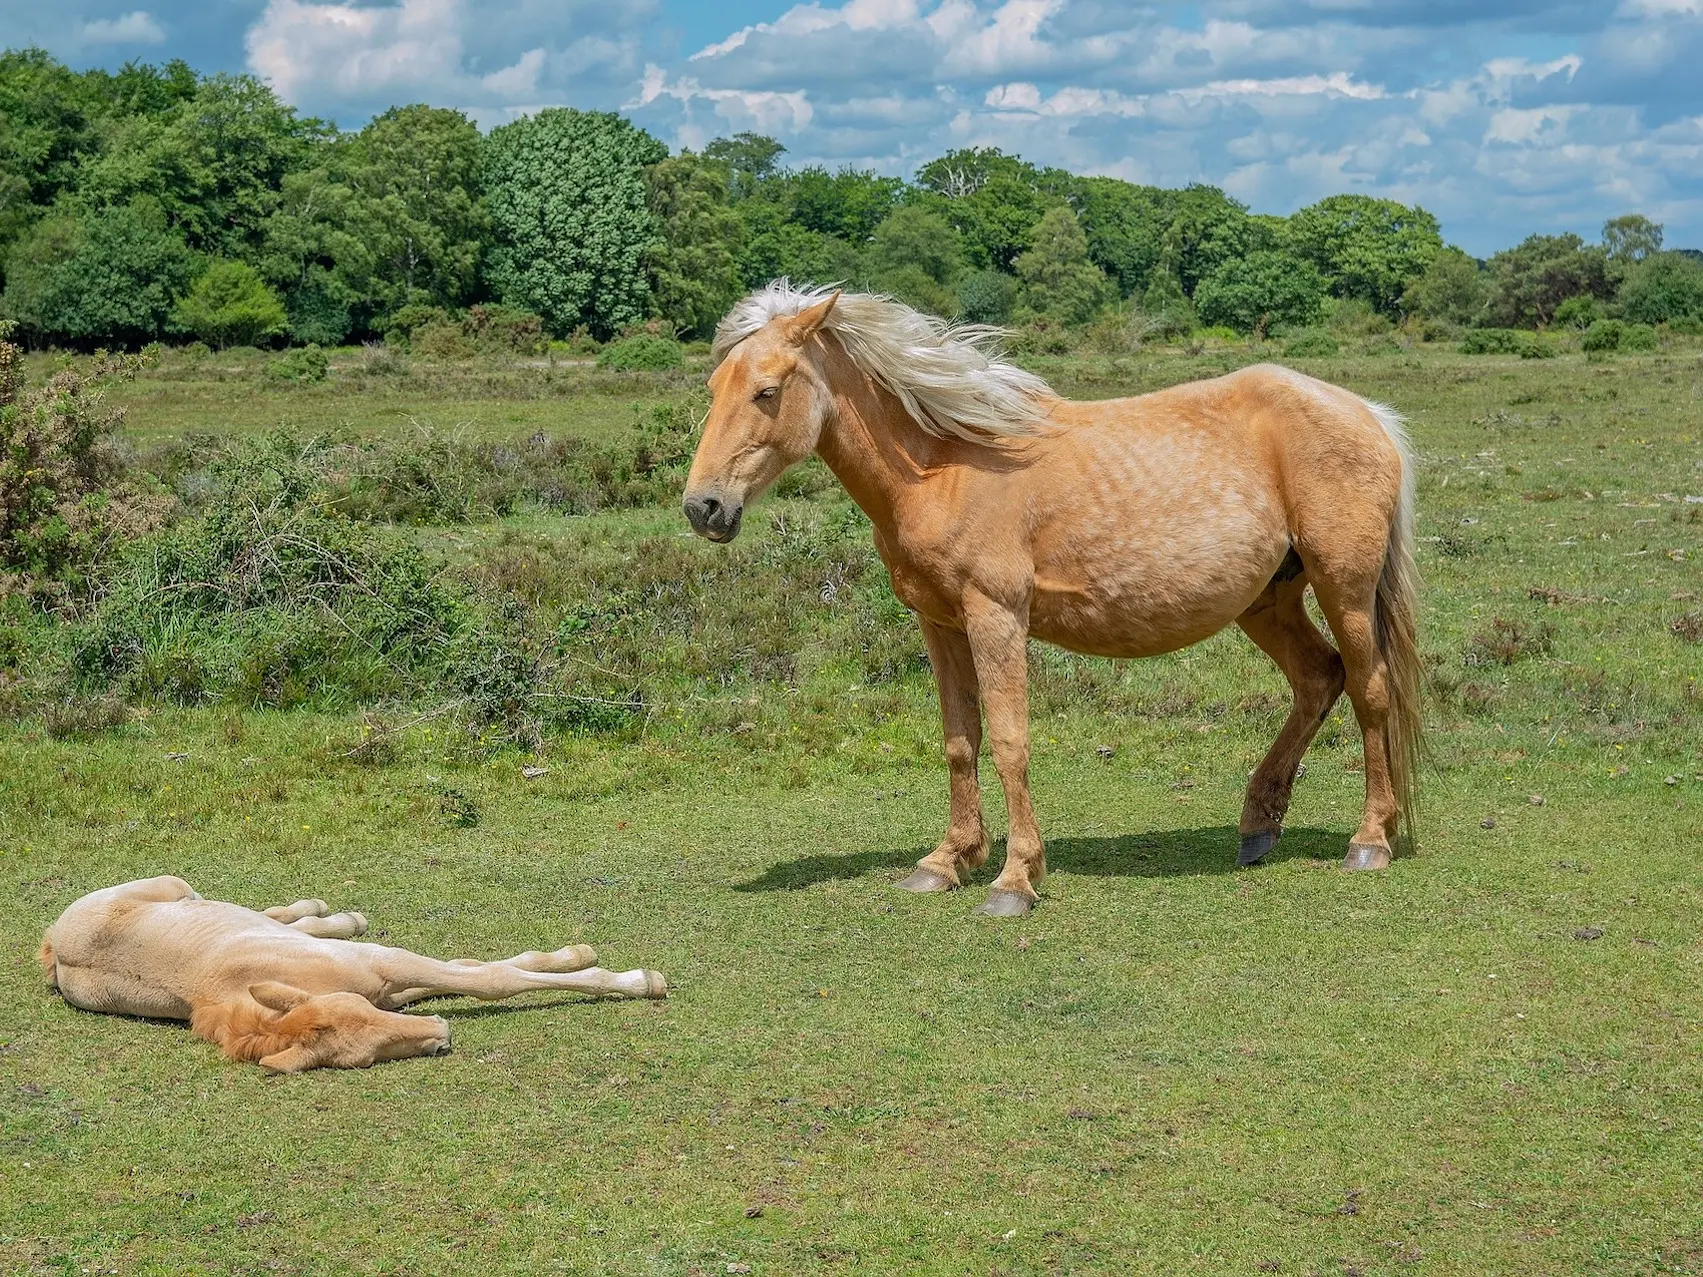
[973,889,1035,919]
[1342,843,1391,872]
[1237,829,1280,867]
[895,867,957,894]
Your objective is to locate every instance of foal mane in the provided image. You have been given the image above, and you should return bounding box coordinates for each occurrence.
[713,280,1057,443]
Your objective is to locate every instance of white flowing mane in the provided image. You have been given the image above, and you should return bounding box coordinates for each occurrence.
[712,281,1057,442]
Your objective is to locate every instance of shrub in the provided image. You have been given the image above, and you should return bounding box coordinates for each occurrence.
[1553,295,1601,331]
[1283,330,1340,357]
[463,304,547,355]
[1618,252,1703,325]
[383,304,452,347]
[1195,251,1327,334]
[1461,328,1556,358]
[263,345,329,383]
[597,334,684,371]
[1663,316,1703,337]
[173,261,289,349]
[956,270,1018,325]
[0,323,173,605]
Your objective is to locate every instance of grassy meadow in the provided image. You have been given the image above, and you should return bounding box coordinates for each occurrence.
[2,337,1701,1275]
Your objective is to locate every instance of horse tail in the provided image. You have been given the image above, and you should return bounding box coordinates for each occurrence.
[1363,398,1424,846]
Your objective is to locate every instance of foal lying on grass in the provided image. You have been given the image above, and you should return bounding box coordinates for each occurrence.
[39,876,667,1072]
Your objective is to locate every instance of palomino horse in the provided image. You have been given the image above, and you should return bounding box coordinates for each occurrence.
[684,283,1421,918]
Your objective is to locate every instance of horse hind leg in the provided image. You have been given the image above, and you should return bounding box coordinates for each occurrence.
[289,912,368,939]
[265,899,330,923]
[1235,568,1345,866]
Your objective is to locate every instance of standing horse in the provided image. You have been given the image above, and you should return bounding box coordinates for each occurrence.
[683,283,1421,917]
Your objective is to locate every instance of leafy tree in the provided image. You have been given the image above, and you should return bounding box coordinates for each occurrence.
[1194,250,1327,334]
[868,205,961,286]
[914,148,1068,272]
[732,200,862,289]
[1602,214,1662,265]
[1617,251,1703,325]
[1072,178,1174,298]
[1013,207,1111,326]
[1402,247,1489,326]
[1484,233,1611,328]
[346,105,486,313]
[786,166,902,242]
[484,109,666,338]
[172,259,287,348]
[1153,185,1255,299]
[703,133,785,199]
[3,196,194,345]
[645,151,745,339]
[1287,194,1442,315]
[259,163,372,345]
[956,270,1017,324]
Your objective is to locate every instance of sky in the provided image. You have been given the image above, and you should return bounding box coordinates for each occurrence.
[6,0,1703,255]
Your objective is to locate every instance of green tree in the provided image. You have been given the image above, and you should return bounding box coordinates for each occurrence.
[1485,233,1611,328]
[345,105,487,313]
[732,199,862,290]
[3,196,194,345]
[172,259,288,348]
[1287,194,1442,315]
[1194,251,1327,334]
[0,49,101,268]
[258,163,373,345]
[703,132,785,199]
[914,148,1067,272]
[1153,185,1254,299]
[786,166,903,242]
[868,205,962,286]
[484,109,665,338]
[1617,251,1703,325]
[645,151,745,339]
[1403,247,1490,326]
[1602,214,1662,265]
[1072,178,1176,297]
[1012,207,1111,326]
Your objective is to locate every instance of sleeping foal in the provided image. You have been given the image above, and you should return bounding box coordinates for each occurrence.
[39,876,666,1072]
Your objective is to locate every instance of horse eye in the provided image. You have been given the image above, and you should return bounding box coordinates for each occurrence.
[755,386,778,401]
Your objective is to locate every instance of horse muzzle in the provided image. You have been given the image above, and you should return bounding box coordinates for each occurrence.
[683,492,744,543]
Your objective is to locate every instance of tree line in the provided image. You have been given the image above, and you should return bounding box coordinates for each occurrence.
[3,47,1702,351]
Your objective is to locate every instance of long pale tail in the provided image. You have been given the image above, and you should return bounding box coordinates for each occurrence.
[1365,399,1424,845]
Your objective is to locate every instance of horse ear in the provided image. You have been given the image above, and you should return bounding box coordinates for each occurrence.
[258,1044,317,1073]
[786,291,840,343]
[249,982,311,1012]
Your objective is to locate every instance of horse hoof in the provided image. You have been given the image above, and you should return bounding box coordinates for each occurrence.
[896,867,957,894]
[1237,829,1280,867]
[973,889,1035,919]
[1342,844,1391,871]
[643,970,669,999]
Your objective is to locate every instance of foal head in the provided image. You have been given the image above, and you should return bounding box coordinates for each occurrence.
[683,292,840,543]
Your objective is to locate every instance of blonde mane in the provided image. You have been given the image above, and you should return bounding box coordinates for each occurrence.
[712,280,1057,441]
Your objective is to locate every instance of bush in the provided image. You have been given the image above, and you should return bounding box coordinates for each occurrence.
[1553,295,1601,331]
[1582,319,1657,353]
[263,345,329,383]
[463,304,547,355]
[0,323,173,605]
[1282,330,1340,357]
[597,334,684,371]
[1461,328,1556,358]
[173,261,289,349]
[1665,315,1703,337]
[1619,252,1703,326]
[956,270,1018,325]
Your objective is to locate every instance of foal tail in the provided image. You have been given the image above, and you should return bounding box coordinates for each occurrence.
[38,934,58,989]
[1364,399,1424,846]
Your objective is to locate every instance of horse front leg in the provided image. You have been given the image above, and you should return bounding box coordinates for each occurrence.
[964,595,1044,918]
[897,620,990,893]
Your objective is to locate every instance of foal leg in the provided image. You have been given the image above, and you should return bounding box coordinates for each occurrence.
[1234,575,1345,865]
[265,899,329,924]
[373,949,666,1009]
[290,912,368,939]
[963,594,1044,919]
[897,620,990,893]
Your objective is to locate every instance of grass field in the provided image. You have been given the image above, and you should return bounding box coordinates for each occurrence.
[3,340,1701,1275]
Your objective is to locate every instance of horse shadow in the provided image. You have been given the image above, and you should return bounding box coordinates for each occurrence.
[733,824,1343,893]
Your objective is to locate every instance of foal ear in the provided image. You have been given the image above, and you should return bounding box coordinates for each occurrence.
[249,981,312,1012]
[786,291,840,344]
[258,1044,317,1073]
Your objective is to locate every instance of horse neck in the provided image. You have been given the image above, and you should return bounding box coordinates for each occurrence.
[811,338,941,535]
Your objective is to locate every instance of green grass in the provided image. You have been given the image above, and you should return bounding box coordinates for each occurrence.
[3,341,1702,1275]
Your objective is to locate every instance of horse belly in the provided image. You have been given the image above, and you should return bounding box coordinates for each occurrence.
[1027,480,1289,658]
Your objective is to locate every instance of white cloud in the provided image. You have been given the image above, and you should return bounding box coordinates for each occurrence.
[80,10,166,45]
[628,65,814,136]
[246,0,466,103]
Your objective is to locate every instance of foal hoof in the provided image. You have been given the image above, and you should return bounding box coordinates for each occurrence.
[1237,829,1280,867]
[896,867,957,894]
[973,889,1035,919]
[1342,843,1391,872]
[642,970,669,999]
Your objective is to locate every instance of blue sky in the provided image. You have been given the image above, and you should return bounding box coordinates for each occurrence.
[6,0,1703,255]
